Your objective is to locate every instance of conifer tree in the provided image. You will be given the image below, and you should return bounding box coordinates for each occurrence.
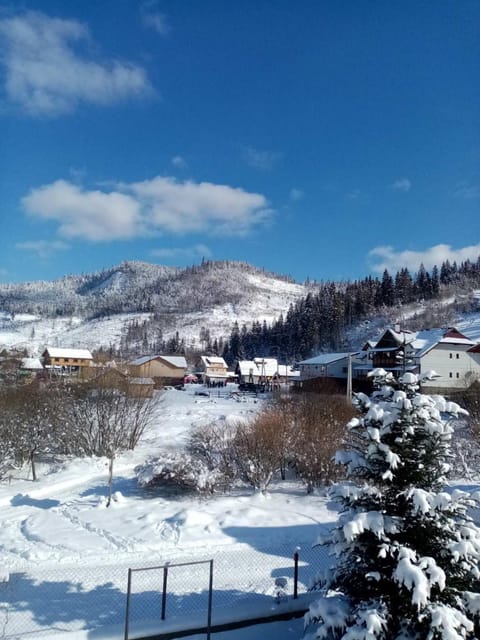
[305,369,480,640]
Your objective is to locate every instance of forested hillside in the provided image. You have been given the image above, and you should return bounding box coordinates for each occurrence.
[222,258,480,363]
[1,257,479,360]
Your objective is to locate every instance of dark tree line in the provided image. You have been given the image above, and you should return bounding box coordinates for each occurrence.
[222,257,480,365]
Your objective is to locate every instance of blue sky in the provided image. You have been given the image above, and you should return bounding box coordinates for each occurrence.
[0,1,479,284]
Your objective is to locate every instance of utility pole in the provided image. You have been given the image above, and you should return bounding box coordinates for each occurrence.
[346,352,352,402]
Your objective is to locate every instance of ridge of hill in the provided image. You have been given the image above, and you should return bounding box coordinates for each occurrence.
[0,260,312,354]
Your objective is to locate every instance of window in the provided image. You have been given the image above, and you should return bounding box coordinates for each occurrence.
[456,372,460,379]
[449,353,453,359]
[456,353,460,359]
[449,372,453,378]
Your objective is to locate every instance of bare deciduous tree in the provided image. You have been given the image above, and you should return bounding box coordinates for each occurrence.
[0,384,60,481]
[62,382,155,506]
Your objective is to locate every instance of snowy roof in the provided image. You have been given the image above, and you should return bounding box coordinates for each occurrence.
[129,355,187,368]
[201,355,227,367]
[299,352,356,366]
[253,358,278,376]
[43,347,93,360]
[277,364,300,378]
[160,355,187,368]
[129,355,155,365]
[237,360,257,375]
[237,358,279,377]
[368,326,477,359]
[21,357,43,370]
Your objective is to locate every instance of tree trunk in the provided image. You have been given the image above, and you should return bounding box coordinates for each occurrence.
[106,455,114,507]
[30,450,37,482]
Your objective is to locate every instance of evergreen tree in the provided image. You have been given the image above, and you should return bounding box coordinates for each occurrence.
[305,369,480,640]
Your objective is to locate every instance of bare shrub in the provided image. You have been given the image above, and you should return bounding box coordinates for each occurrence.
[231,410,288,493]
[187,421,238,489]
[136,452,224,496]
[290,393,354,492]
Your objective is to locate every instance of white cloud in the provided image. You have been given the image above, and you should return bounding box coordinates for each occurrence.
[243,146,283,170]
[171,155,187,169]
[368,243,480,274]
[151,244,212,261]
[346,189,361,201]
[22,177,272,241]
[141,3,170,36]
[391,178,411,192]
[289,188,303,201]
[0,10,152,116]
[453,181,480,200]
[22,180,143,241]
[16,239,70,258]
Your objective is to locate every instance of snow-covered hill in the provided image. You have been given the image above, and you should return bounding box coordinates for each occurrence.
[0,261,311,354]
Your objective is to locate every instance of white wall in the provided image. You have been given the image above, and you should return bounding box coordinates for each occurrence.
[420,344,480,389]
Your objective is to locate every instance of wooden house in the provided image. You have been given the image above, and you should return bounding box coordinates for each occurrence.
[128,355,187,386]
[42,347,93,375]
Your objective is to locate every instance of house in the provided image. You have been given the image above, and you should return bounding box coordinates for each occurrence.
[415,327,480,390]
[127,377,155,398]
[90,368,155,397]
[236,358,278,385]
[367,327,418,373]
[41,347,93,375]
[297,352,357,381]
[235,357,298,387]
[197,355,230,385]
[18,357,44,380]
[128,355,187,386]
[362,326,480,390]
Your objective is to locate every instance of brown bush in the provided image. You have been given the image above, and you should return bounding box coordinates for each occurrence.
[277,392,355,492]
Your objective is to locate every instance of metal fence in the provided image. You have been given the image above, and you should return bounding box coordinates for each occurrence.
[0,541,330,639]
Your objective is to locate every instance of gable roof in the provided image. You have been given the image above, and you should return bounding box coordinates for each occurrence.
[438,327,475,345]
[299,352,357,366]
[129,355,187,368]
[201,355,227,367]
[160,355,187,368]
[43,347,93,360]
[467,343,480,353]
[21,357,44,370]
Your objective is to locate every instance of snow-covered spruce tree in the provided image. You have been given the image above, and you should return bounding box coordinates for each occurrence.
[305,369,480,640]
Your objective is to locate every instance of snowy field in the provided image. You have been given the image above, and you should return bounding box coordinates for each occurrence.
[0,385,337,640]
[1,382,479,639]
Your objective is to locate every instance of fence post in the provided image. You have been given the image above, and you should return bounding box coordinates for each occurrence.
[293,550,299,599]
[161,565,169,620]
[207,559,214,640]
[124,568,133,640]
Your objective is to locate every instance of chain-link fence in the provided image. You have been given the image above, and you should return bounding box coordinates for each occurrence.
[0,541,330,639]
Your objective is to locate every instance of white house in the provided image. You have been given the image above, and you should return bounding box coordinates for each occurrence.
[363,326,480,390]
[295,325,480,392]
[197,355,230,384]
[416,328,480,389]
[236,357,294,385]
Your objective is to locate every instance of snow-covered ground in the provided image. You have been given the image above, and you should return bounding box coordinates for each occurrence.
[1,381,479,639]
[0,385,337,640]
